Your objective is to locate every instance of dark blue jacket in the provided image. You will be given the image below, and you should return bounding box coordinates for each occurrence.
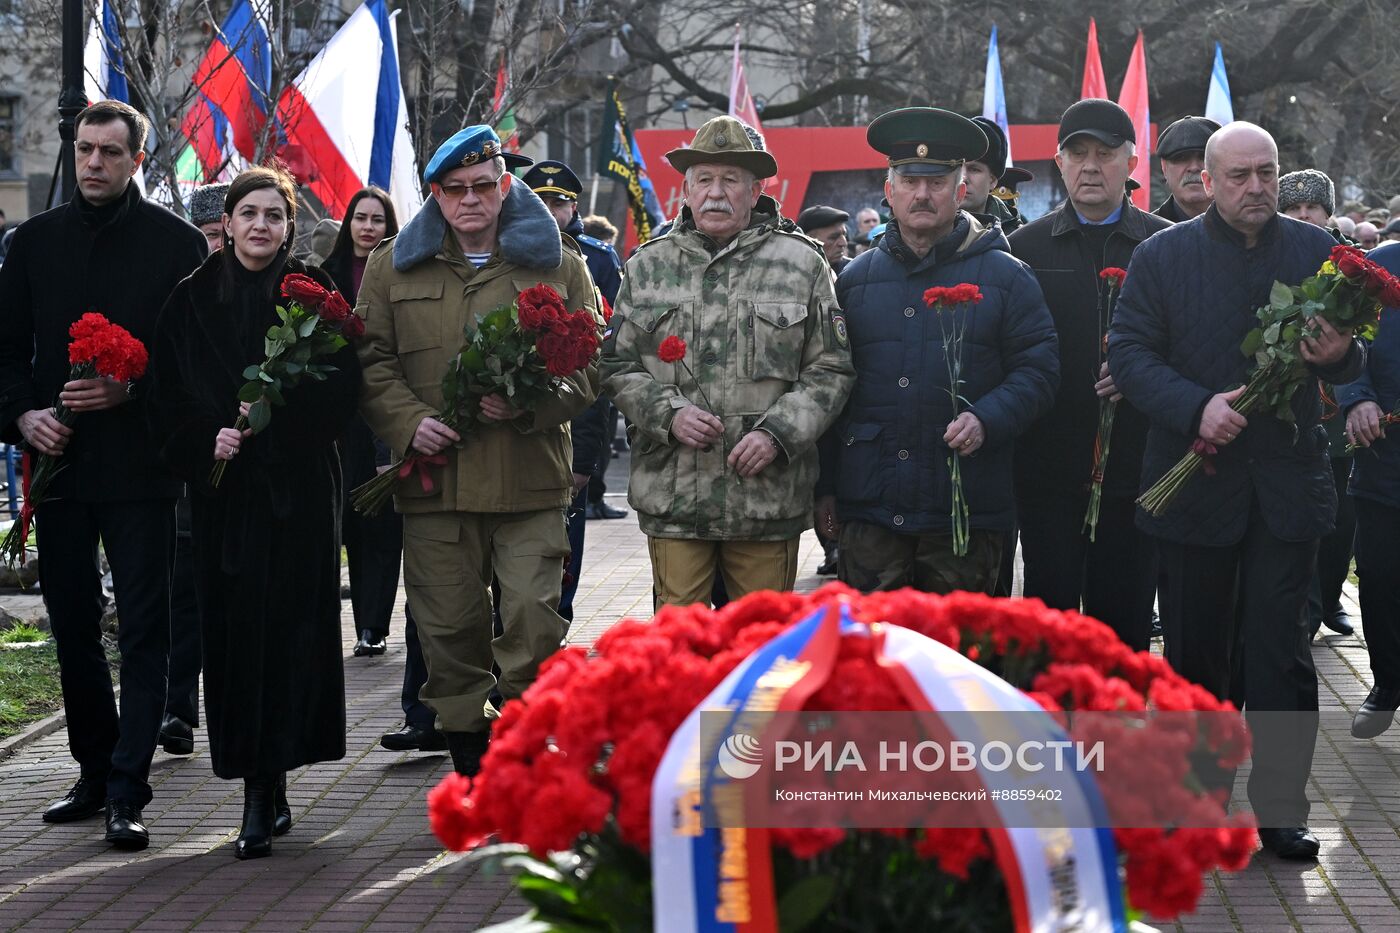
[1108,206,1365,546]
[566,215,622,305]
[1338,241,1400,508]
[819,214,1059,534]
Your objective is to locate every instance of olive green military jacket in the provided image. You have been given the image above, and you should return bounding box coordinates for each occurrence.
[356,187,599,515]
[602,205,855,540]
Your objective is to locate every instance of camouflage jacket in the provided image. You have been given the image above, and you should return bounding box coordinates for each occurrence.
[601,200,855,540]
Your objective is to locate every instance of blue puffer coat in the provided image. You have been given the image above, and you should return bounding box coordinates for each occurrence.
[818,214,1059,534]
[1108,207,1364,546]
[1338,241,1400,509]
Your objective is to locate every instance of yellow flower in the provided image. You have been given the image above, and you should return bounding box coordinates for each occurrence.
[1320,261,1338,275]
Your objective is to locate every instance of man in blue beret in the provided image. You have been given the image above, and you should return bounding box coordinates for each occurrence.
[356,126,601,778]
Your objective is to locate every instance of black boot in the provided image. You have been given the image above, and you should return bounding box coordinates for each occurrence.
[235,776,276,859]
[444,731,491,777]
[273,772,292,837]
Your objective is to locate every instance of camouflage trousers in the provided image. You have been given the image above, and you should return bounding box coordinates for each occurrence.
[837,520,1003,595]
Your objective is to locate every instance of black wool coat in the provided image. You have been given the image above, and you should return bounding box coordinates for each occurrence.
[0,182,206,501]
[1008,197,1172,500]
[148,252,359,779]
[1108,207,1365,546]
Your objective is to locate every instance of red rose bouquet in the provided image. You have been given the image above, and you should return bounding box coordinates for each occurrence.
[924,283,984,556]
[350,283,600,516]
[1,313,149,567]
[208,274,361,487]
[1084,267,1128,541]
[428,585,1255,930]
[1139,245,1400,515]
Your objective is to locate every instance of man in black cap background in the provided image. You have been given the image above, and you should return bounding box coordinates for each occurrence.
[520,159,622,621]
[816,107,1057,593]
[1154,116,1220,223]
[1008,98,1171,651]
[960,117,1021,234]
[797,205,851,274]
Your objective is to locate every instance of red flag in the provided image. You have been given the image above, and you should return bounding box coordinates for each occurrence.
[1081,18,1107,100]
[729,25,763,133]
[1117,30,1150,209]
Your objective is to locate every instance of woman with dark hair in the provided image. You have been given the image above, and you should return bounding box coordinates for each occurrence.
[147,166,359,859]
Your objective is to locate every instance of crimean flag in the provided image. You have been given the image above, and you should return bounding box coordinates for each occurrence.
[1117,30,1151,209]
[1081,18,1108,100]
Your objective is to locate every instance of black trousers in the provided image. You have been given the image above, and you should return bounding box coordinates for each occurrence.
[343,496,403,641]
[1018,490,1157,651]
[1307,457,1356,633]
[165,497,201,726]
[558,486,587,622]
[1354,497,1400,689]
[400,604,433,729]
[1156,498,1319,827]
[37,498,174,807]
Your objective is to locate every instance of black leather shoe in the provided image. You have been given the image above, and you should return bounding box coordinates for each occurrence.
[353,630,387,657]
[1258,826,1320,860]
[235,777,276,859]
[273,773,291,837]
[587,501,628,520]
[380,722,449,752]
[1352,685,1400,739]
[816,540,839,576]
[104,799,149,850]
[1150,612,1163,639]
[444,730,491,777]
[159,714,194,756]
[43,777,106,823]
[1323,607,1354,636]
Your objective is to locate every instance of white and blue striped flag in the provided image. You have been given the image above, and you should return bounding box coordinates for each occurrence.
[981,25,1012,165]
[1205,42,1235,125]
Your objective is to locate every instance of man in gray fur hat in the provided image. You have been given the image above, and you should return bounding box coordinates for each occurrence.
[187,182,228,253]
[1278,169,1335,229]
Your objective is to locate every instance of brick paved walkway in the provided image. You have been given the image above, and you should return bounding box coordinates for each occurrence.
[1,469,1398,930]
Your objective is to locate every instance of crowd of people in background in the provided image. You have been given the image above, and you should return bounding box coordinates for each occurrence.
[6,93,1400,876]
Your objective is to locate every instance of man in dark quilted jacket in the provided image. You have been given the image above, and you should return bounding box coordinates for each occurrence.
[1109,122,1365,861]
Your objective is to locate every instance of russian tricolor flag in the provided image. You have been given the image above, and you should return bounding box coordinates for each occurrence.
[180,0,273,181]
[277,0,423,223]
[83,0,145,195]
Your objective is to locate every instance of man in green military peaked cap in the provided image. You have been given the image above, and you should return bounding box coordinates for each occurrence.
[866,107,989,176]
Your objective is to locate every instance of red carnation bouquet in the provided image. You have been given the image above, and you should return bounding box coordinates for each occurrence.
[1084,267,1128,540]
[1,313,149,567]
[1140,245,1400,515]
[351,283,601,516]
[924,283,984,556]
[428,584,1256,929]
[208,274,362,487]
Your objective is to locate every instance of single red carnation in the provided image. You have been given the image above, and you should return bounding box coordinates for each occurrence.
[658,335,687,363]
[1100,267,1128,286]
[600,296,614,323]
[281,274,330,308]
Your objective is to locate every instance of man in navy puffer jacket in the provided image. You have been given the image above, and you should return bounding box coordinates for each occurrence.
[815,107,1058,594]
[1110,123,1365,860]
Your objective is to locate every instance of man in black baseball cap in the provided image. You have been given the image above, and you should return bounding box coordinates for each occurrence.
[1005,97,1169,652]
[797,204,851,273]
[1154,116,1220,223]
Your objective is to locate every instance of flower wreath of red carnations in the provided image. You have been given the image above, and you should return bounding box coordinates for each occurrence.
[429,584,1257,925]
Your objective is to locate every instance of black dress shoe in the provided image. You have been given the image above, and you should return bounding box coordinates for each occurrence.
[353,629,387,657]
[104,799,150,850]
[235,776,276,859]
[1352,685,1400,739]
[1258,826,1319,860]
[444,730,491,777]
[587,501,628,520]
[159,713,195,756]
[816,540,839,576]
[380,722,449,752]
[273,773,291,837]
[43,777,106,823]
[1323,607,1354,636]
